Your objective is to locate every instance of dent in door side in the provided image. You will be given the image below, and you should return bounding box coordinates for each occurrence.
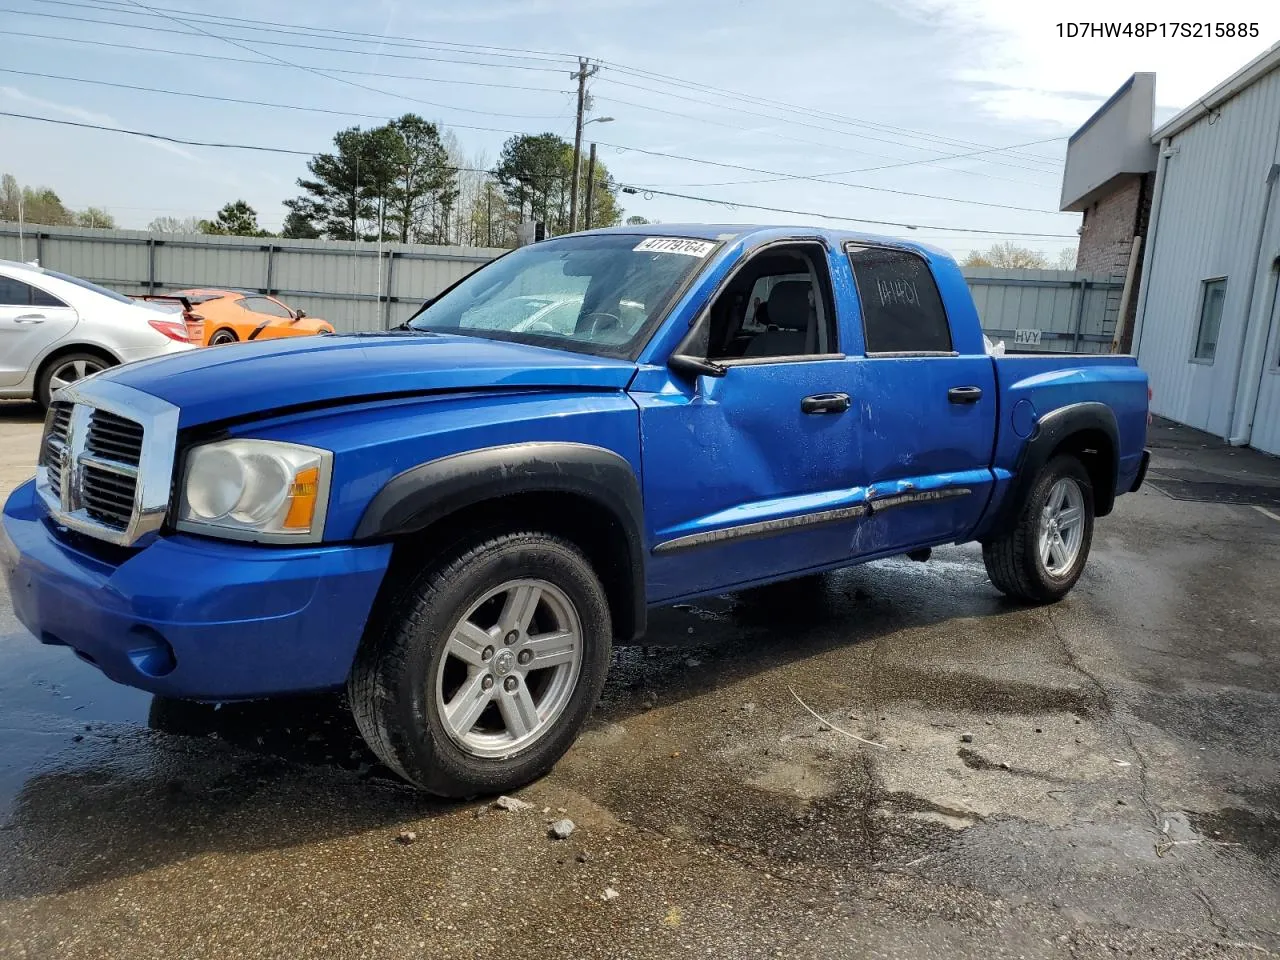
[635,365,866,604]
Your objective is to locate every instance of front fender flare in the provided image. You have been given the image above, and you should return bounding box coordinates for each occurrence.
[353,441,646,639]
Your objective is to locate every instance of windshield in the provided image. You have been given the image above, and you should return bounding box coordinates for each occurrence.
[40,268,135,305]
[408,233,716,357]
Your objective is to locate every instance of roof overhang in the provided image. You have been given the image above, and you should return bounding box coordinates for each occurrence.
[1060,73,1158,212]
[1152,40,1280,142]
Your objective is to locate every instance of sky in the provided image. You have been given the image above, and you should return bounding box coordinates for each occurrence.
[0,0,1276,260]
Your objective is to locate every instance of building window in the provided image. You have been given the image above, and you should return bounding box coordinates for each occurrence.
[1193,278,1227,362]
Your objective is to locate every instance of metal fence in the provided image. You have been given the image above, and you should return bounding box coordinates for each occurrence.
[1,223,1123,351]
[0,223,507,331]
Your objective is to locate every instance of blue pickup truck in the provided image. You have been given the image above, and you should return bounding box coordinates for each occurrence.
[1,226,1150,796]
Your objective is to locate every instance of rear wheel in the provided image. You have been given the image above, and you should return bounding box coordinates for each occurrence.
[983,454,1095,604]
[209,329,239,346]
[37,352,111,408]
[348,531,612,796]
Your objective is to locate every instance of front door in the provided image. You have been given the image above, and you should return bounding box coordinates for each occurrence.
[0,274,78,387]
[635,241,867,602]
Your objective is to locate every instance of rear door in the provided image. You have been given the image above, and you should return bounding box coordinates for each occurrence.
[0,272,79,387]
[842,244,997,553]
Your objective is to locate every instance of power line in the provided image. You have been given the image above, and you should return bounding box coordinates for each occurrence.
[0,110,1077,239]
[598,61,1067,169]
[0,41,1062,215]
[0,110,315,154]
[0,6,571,71]
[1,30,569,92]
[14,0,1068,177]
[590,94,1052,188]
[595,141,1069,215]
[0,108,559,152]
[31,0,578,64]
[627,134,1066,190]
[0,66,568,122]
[15,0,1069,181]
[615,184,1077,238]
[115,0,561,132]
[594,75,1063,179]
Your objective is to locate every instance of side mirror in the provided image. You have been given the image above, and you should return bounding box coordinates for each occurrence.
[295,309,307,319]
[669,354,726,379]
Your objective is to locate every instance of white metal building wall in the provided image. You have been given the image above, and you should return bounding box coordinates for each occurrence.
[1135,61,1280,453]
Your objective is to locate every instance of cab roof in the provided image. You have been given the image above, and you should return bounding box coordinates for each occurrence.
[577,223,946,259]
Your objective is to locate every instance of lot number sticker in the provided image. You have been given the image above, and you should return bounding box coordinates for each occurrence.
[633,237,717,257]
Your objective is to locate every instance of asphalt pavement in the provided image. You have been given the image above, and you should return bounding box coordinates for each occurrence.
[0,401,1277,959]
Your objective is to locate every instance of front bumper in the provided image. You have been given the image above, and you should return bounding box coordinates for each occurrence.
[1,479,392,700]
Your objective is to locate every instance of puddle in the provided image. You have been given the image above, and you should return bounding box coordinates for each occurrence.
[1187,806,1280,861]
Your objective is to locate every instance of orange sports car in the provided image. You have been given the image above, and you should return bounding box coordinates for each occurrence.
[168,289,335,346]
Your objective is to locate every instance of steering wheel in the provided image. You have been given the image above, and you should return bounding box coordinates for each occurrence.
[580,311,622,339]
[522,321,557,334]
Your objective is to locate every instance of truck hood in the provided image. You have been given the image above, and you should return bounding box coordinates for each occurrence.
[96,332,638,427]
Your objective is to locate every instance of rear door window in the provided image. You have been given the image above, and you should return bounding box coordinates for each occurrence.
[0,276,33,305]
[847,245,953,354]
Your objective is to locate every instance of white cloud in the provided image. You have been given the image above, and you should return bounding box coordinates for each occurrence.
[884,0,1278,128]
[0,86,199,162]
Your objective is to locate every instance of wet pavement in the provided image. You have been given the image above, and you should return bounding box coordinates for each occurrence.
[1,402,1278,959]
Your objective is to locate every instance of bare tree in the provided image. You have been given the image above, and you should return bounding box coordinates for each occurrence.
[962,242,1051,269]
[147,216,202,234]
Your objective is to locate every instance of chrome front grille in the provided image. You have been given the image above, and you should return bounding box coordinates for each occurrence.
[41,401,73,501]
[34,381,180,547]
[85,410,144,466]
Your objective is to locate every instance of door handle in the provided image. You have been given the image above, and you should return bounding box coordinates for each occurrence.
[14,314,46,324]
[948,386,983,404]
[801,392,851,414]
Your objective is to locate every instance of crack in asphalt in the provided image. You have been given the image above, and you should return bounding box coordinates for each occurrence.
[1044,606,1163,834]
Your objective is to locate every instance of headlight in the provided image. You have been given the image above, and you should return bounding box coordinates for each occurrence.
[176,439,332,542]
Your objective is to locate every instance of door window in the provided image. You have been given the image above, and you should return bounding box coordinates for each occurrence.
[240,296,293,319]
[0,276,65,307]
[691,244,837,362]
[847,245,952,354]
[29,285,67,307]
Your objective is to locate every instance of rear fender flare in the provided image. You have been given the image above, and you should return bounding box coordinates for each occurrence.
[993,401,1120,533]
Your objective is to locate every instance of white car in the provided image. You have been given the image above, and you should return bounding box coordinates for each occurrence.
[0,259,197,407]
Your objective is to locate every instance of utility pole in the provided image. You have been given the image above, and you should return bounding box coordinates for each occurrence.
[584,143,598,230]
[568,57,597,233]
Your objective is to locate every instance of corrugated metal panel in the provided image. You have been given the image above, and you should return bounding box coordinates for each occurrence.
[1136,64,1280,448]
[963,268,1122,353]
[0,224,507,334]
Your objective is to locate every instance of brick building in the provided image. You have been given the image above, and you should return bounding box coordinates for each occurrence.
[1059,73,1158,350]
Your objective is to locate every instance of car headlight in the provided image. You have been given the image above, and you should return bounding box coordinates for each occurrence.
[176,439,332,542]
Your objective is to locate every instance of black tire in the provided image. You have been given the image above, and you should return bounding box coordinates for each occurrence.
[983,454,1095,604]
[209,329,239,345]
[36,351,114,408]
[348,531,613,797]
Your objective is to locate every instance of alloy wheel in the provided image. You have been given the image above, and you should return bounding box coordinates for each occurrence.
[434,578,583,758]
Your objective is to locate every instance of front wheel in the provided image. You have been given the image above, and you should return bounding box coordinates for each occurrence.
[348,531,612,796]
[983,454,1095,604]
